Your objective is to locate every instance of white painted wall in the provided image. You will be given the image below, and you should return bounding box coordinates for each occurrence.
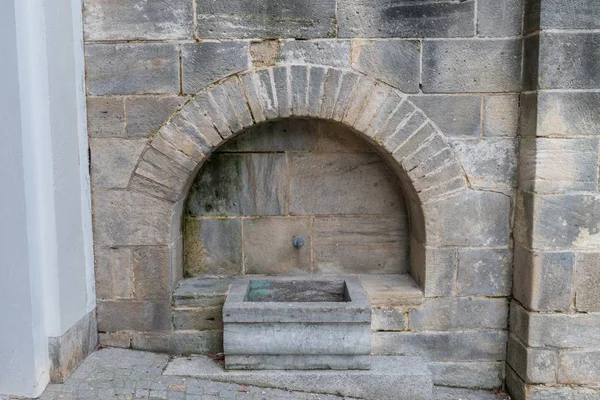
[0,0,95,396]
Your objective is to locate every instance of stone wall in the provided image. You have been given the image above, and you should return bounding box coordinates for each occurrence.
[83,0,597,396]
[184,119,409,277]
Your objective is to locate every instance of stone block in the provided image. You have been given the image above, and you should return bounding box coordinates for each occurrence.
[187,153,287,217]
[184,218,242,277]
[181,42,249,94]
[132,246,170,299]
[538,0,600,29]
[484,95,519,137]
[558,349,600,384]
[372,331,507,361]
[219,119,318,152]
[428,361,503,389]
[313,216,409,275]
[89,138,146,189]
[508,334,558,384]
[94,247,134,300]
[512,246,574,312]
[410,95,481,137]
[83,0,193,40]
[521,193,600,250]
[422,39,522,93]
[574,252,600,312]
[520,137,599,193]
[457,248,512,297]
[86,97,125,137]
[319,120,373,153]
[408,298,508,331]
[338,0,475,38]
[539,32,600,89]
[151,123,208,172]
[424,190,511,247]
[97,300,171,332]
[93,190,176,246]
[290,65,309,116]
[359,274,424,307]
[352,40,420,93]
[280,40,351,68]
[307,66,326,117]
[85,44,179,95]
[331,71,360,121]
[537,92,600,136]
[289,153,406,215]
[477,0,523,36]
[135,148,189,192]
[372,307,407,331]
[173,277,233,308]
[243,218,311,275]
[132,331,223,355]
[250,40,280,68]
[98,332,131,349]
[125,96,187,138]
[450,138,518,189]
[410,241,457,297]
[173,306,223,331]
[196,0,336,39]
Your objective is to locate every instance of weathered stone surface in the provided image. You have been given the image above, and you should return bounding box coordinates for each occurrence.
[538,0,600,30]
[196,0,336,39]
[221,119,318,152]
[372,331,507,361]
[338,0,475,38]
[539,32,600,89]
[250,40,280,68]
[450,138,518,188]
[184,218,242,277]
[125,96,187,138]
[131,246,170,299]
[319,120,374,153]
[173,277,233,307]
[558,349,600,384]
[280,40,351,68]
[517,193,600,250]
[411,243,456,297]
[83,0,193,40]
[372,307,406,331]
[520,137,599,193]
[513,246,574,312]
[173,306,222,331]
[410,95,481,137]
[187,153,287,216]
[507,335,558,384]
[484,95,519,137]
[94,247,134,300]
[98,331,131,349]
[289,153,406,215]
[97,300,171,332]
[574,252,600,312]
[409,298,508,331]
[428,361,503,389]
[352,40,420,93]
[422,39,522,93]
[243,218,311,275]
[313,216,409,275]
[85,44,179,95]
[89,138,146,189]
[424,190,510,247]
[359,274,424,307]
[86,97,125,137]
[537,92,600,136]
[150,123,208,172]
[136,148,189,192]
[182,42,249,94]
[477,0,523,37]
[511,301,600,348]
[132,331,223,355]
[307,66,326,117]
[457,248,511,296]
[93,190,177,246]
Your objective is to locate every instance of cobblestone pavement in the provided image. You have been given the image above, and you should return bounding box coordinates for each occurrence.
[19,348,506,399]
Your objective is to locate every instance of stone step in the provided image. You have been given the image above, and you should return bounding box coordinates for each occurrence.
[164,355,433,400]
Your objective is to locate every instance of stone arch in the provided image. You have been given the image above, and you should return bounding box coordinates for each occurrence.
[126,64,469,294]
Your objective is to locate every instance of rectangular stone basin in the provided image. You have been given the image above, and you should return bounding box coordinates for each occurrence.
[223,276,371,370]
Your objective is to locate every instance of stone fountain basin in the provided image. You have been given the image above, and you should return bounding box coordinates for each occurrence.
[222,276,372,370]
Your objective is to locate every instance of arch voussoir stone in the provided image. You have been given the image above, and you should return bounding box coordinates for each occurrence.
[128,64,468,206]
